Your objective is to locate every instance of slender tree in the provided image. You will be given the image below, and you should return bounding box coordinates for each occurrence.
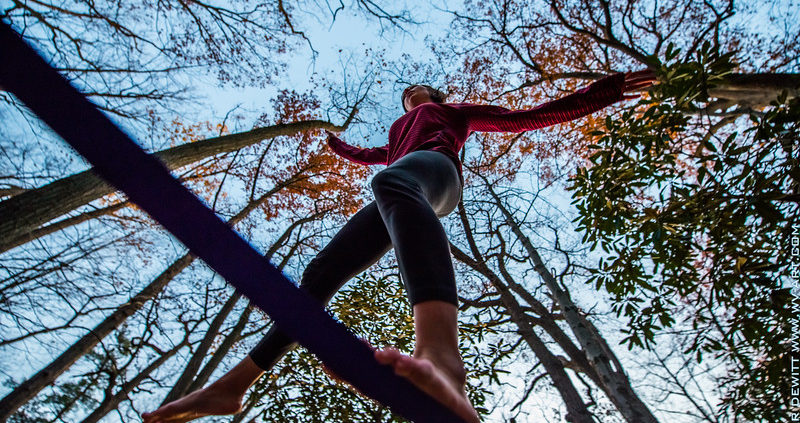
[477,173,658,423]
[0,103,370,418]
[0,109,357,255]
[451,201,596,423]
[430,1,797,419]
[0,180,309,419]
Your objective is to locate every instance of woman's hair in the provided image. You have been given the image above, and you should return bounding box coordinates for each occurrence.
[401,84,448,112]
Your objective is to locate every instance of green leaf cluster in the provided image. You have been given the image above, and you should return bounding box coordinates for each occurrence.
[252,272,499,421]
[568,43,799,421]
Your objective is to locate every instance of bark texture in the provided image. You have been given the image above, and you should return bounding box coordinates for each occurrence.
[707,73,800,112]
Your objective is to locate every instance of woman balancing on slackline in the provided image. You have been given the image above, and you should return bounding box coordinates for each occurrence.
[143,69,657,423]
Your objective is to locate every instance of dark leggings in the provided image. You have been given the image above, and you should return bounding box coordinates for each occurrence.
[249,150,463,370]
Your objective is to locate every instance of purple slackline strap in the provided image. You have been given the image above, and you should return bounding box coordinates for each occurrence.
[0,22,466,423]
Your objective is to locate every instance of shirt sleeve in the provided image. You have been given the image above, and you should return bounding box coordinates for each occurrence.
[326,134,388,165]
[463,73,626,133]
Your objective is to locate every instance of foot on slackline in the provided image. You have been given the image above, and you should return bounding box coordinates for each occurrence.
[141,386,244,423]
[142,357,265,422]
[375,346,481,423]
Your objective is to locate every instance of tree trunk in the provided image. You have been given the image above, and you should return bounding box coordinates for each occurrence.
[0,113,354,254]
[453,203,594,423]
[3,201,129,252]
[163,211,314,401]
[494,255,603,387]
[451,244,593,423]
[188,304,254,393]
[485,184,660,423]
[161,293,243,404]
[0,253,196,420]
[708,73,800,111]
[0,180,294,420]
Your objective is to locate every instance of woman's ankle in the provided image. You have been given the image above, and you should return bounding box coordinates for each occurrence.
[414,347,467,386]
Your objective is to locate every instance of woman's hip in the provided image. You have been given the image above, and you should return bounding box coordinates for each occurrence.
[372,150,462,217]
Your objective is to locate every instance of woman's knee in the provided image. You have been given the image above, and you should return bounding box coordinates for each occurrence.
[298,249,333,296]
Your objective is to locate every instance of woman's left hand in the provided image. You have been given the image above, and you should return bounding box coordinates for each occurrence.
[622,69,657,99]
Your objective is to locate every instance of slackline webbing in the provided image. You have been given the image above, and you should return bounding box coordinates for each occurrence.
[0,22,466,423]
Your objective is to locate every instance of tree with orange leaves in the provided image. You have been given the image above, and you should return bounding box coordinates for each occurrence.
[0,84,374,420]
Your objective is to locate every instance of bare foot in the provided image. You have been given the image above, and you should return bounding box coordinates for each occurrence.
[375,347,480,423]
[141,386,244,423]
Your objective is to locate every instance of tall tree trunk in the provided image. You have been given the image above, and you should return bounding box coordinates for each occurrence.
[707,73,800,112]
[3,201,129,252]
[187,304,255,393]
[164,215,310,401]
[493,254,603,387]
[484,183,660,423]
[161,293,243,404]
[454,204,594,423]
[0,180,297,420]
[0,111,354,254]
[0,253,197,420]
[456,247,594,423]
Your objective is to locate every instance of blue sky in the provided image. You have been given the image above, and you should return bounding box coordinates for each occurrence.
[3,1,789,420]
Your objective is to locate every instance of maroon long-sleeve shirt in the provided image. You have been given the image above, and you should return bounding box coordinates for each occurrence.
[327,73,626,177]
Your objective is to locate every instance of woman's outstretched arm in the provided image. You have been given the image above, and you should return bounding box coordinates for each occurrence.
[463,71,654,133]
[324,130,388,165]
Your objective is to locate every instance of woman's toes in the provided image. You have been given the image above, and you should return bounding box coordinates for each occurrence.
[374,347,403,365]
[392,356,412,375]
